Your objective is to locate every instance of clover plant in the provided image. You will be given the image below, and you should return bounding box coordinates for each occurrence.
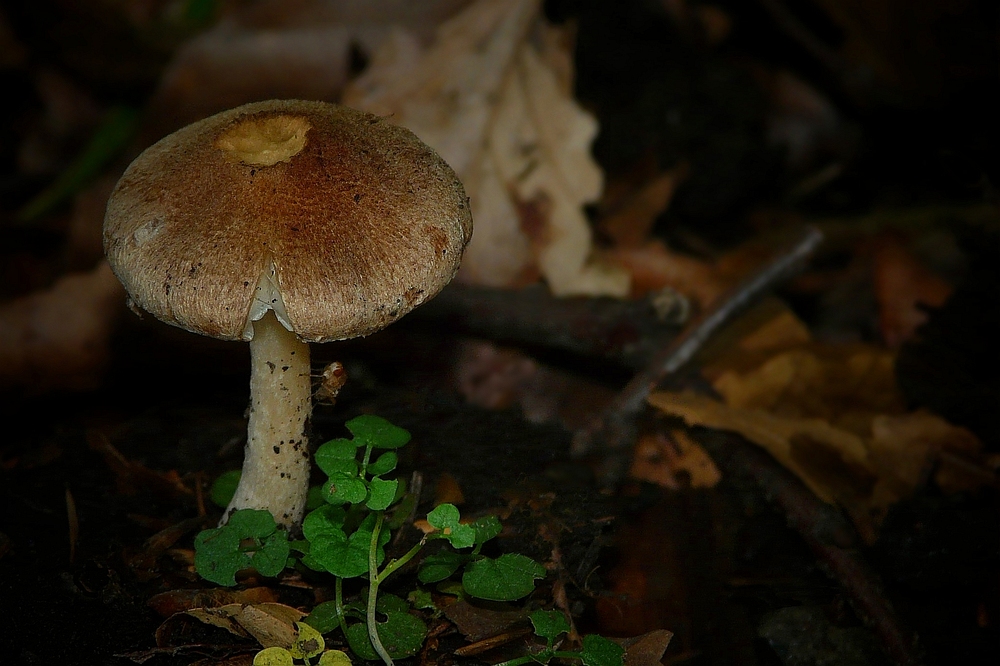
[194,415,547,665]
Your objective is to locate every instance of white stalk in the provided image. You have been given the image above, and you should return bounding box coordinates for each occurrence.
[224,309,312,531]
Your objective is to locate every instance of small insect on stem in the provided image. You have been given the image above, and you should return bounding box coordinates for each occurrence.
[314,361,348,405]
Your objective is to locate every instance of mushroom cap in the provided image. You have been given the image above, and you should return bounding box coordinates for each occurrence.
[103,99,472,343]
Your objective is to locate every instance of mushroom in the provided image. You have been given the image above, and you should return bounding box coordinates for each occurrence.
[103,99,472,530]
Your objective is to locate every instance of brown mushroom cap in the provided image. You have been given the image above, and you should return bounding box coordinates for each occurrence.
[104,99,472,343]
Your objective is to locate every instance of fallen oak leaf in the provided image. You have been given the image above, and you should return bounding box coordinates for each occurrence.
[344,0,628,297]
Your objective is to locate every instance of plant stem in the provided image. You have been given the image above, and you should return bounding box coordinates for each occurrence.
[334,576,349,640]
[375,538,426,584]
[360,443,374,477]
[367,512,394,666]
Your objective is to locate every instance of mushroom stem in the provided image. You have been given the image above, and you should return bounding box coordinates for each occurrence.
[224,309,312,531]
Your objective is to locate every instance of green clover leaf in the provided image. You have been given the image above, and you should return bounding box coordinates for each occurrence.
[367,451,398,476]
[194,509,289,586]
[580,634,625,666]
[322,473,368,506]
[365,477,399,511]
[471,514,503,545]
[315,438,362,476]
[344,595,427,661]
[417,551,467,584]
[530,610,571,644]
[346,415,411,449]
[462,553,545,601]
[209,470,241,508]
[427,504,476,549]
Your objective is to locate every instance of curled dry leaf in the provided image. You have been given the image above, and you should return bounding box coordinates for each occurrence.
[344,0,628,297]
[178,603,305,648]
[0,260,124,393]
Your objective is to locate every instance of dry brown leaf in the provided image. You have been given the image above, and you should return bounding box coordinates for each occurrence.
[344,0,628,297]
[183,602,305,648]
[597,169,686,248]
[629,430,721,490]
[870,232,952,348]
[443,599,528,642]
[148,587,281,618]
[616,629,674,666]
[649,305,993,540]
[648,390,873,504]
[0,260,124,393]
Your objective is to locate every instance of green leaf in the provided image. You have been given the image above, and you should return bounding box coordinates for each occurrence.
[227,508,281,537]
[316,439,362,477]
[252,529,292,577]
[346,415,411,449]
[427,504,460,529]
[318,650,353,666]
[376,593,410,613]
[530,610,571,643]
[344,612,427,661]
[580,634,625,666]
[426,503,476,549]
[193,509,289,586]
[254,646,294,666]
[302,505,348,541]
[304,601,342,634]
[194,527,243,586]
[408,589,436,611]
[472,515,503,545]
[309,515,390,579]
[367,451,398,476]
[209,470,241,508]
[306,484,326,511]
[462,554,545,601]
[418,552,466,584]
[365,477,399,511]
[323,474,368,506]
[308,530,370,579]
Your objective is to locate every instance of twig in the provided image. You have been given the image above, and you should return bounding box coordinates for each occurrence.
[696,428,926,666]
[409,283,684,370]
[571,227,824,476]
